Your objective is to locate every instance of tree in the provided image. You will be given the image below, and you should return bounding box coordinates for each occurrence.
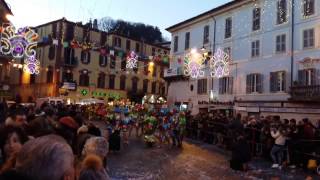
[98,17,164,44]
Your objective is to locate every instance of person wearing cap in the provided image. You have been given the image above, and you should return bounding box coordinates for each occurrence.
[57,116,79,151]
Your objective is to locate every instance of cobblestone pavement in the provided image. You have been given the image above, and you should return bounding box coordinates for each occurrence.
[93,122,316,180]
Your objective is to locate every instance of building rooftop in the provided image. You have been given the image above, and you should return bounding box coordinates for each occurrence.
[166,0,247,32]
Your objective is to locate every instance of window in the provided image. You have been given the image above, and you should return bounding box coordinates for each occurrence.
[132,77,139,93]
[121,57,126,70]
[197,79,207,94]
[203,25,210,44]
[270,71,286,92]
[298,69,319,86]
[159,83,165,95]
[252,8,261,31]
[225,17,232,39]
[152,48,156,56]
[120,76,126,90]
[277,0,287,24]
[79,72,89,86]
[110,56,116,69]
[303,0,315,17]
[144,61,149,75]
[114,37,121,48]
[251,40,260,57]
[276,34,286,53]
[224,47,231,58]
[46,66,53,83]
[185,32,190,50]
[64,48,75,65]
[126,40,131,51]
[30,74,36,84]
[135,43,140,53]
[81,51,91,64]
[303,28,315,49]
[97,73,106,89]
[246,74,263,93]
[99,55,107,67]
[62,71,73,82]
[219,77,233,94]
[109,75,115,89]
[151,82,157,94]
[143,79,149,93]
[173,36,178,52]
[48,45,55,60]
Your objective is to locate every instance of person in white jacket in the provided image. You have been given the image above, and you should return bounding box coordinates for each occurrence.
[270,127,286,169]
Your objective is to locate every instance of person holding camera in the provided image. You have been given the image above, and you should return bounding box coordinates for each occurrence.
[270,125,286,169]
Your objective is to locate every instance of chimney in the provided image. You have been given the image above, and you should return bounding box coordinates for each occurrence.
[93,19,98,29]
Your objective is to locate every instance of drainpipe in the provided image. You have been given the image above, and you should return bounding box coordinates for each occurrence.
[290,0,295,88]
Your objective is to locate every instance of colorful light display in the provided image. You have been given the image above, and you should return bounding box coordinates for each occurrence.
[0,25,39,74]
[126,51,138,69]
[184,49,205,79]
[210,48,230,78]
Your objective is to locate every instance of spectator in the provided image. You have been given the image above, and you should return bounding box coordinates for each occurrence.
[79,154,110,180]
[0,126,29,173]
[15,135,75,180]
[270,126,286,169]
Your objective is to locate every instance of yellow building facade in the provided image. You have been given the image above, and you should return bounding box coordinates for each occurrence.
[9,18,169,103]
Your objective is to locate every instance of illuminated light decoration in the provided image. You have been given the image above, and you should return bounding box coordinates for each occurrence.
[126,51,138,69]
[184,49,205,79]
[210,48,230,78]
[0,25,39,75]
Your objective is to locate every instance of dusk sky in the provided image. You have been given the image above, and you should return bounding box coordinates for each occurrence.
[5,0,230,39]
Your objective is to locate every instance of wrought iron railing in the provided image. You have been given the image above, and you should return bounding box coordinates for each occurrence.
[290,85,320,101]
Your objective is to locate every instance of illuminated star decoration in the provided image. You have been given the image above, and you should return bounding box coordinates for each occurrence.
[210,48,230,78]
[184,49,205,79]
[126,51,138,69]
[0,25,39,74]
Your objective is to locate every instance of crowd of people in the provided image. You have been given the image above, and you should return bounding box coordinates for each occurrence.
[186,112,320,173]
[0,101,187,180]
[0,100,319,179]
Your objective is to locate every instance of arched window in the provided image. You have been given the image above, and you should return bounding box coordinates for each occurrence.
[132,77,139,93]
[62,70,73,82]
[97,73,105,88]
[48,45,55,60]
[143,79,149,93]
[81,51,91,64]
[99,55,107,67]
[109,75,115,89]
[46,66,54,83]
[79,70,89,86]
[151,82,157,94]
[120,75,126,90]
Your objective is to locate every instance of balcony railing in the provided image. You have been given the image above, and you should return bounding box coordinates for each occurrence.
[290,85,320,101]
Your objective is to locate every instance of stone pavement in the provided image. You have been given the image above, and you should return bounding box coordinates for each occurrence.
[93,121,316,180]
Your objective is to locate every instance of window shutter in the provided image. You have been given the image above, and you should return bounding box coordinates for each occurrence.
[257,74,263,93]
[316,69,320,85]
[197,80,201,94]
[219,78,223,94]
[270,72,276,92]
[311,68,316,86]
[228,77,234,94]
[282,71,287,92]
[246,75,251,94]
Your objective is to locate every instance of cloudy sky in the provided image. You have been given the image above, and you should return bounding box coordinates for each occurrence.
[5,0,230,39]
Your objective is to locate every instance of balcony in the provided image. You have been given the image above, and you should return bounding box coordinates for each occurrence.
[289,85,320,102]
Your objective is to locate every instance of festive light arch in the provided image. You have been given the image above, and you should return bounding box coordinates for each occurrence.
[183,49,206,79]
[126,51,138,69]
[0,25,40,74]
[210,48,230,78]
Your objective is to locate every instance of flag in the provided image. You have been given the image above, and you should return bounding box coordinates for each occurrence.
[63,42,69,48]
[110,50,115,56]
[53,39,59,46]
[100,48,106,55]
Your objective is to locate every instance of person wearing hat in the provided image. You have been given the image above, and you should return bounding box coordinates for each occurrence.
[57,116,79,151]
[79,154,110,180]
